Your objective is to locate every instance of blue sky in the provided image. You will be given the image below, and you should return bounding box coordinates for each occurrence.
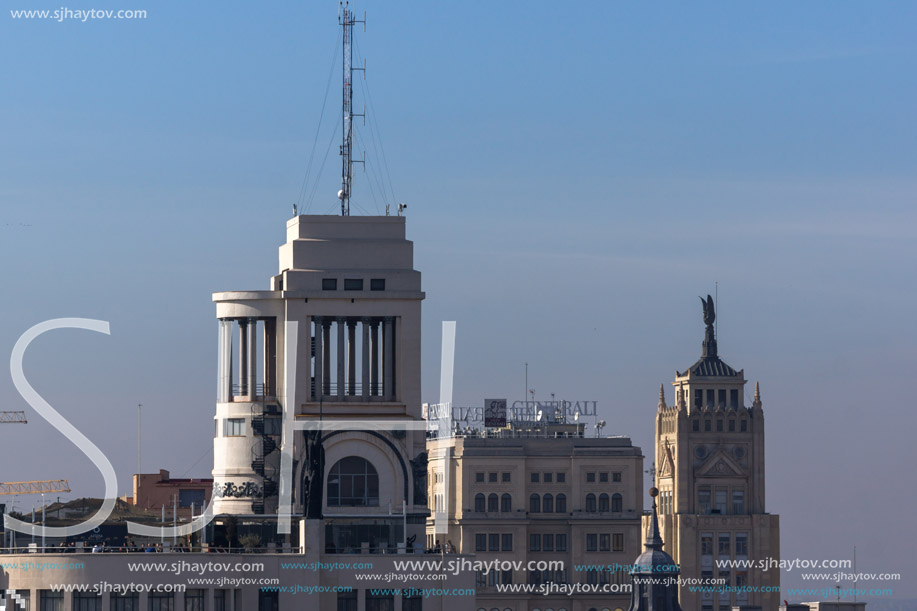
[2,0,916,598]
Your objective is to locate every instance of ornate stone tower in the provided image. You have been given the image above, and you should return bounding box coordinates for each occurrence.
[645,296,780,611]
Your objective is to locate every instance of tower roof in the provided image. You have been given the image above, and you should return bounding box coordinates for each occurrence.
[677,294,739,378]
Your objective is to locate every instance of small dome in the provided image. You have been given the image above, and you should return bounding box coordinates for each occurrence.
[633,548,678,573]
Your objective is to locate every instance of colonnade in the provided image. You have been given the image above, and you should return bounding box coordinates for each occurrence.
[312,316,395,401]
[217,318,277,402]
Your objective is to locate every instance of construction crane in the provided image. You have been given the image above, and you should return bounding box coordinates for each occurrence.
[1,413,71,499]
[0,480,71,496]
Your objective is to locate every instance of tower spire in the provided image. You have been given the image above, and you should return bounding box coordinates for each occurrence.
[658,384,666,410]
[645,488,664,549]
[338,2,365,216]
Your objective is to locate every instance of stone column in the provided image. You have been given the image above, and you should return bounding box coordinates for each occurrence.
[239,319,248,396]
[383,317,394,401]
[322,320,332,396]
[361,318,370,401]
[370,320,380,396]
[336,318,346,400]
[347,319,357,396]
[313,317,322,400]
[247,318,257,397]
[218,319,233,403]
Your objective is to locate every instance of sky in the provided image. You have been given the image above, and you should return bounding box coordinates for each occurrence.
[1,0,916,599]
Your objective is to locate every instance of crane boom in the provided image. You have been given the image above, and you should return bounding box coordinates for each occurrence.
[0,480,71,495]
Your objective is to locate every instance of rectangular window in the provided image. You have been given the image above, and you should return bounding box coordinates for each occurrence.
[701,532,714,555]
[716,419,724,432]
[719,570,731,586]
[600,534,611,551]
[111,593,138,611]
[732,490,745,515]
[148,593,174,611]
[263,416,282,436]
[586,472,596,482]
[557,472,566,483]
[735,533,749,556]
[475,472,484,483]
[718,533,731,556]
[718,389,726,406]
[715,490,727,514]
[741,419,747,432]
[693,419,700,431]
[501,570,513,585]
[531,473,539,483]
[729,419,736,432]
[543,534,554,551]
[736,571,748,588]
[730,389,739,408]
[555,533,567,551]
[698,488,711,514]
[488,533,500,551]
[344,279,363,291]
[366,592,394,611]
[613,472,622,482]
[502,472,511,483]
[705,419,712,432]
[38,590,64,611]
[586,533,597,552]
[184,590,205,611]
[543,472,553,483]
[501,533,513,551]
[224,418,245,437]
[529,534,540,551]
[694,389,703,408]
[475,571,486,589]
[707,389,715,406]
[599,472,609,482]
[488,472,497,483]
[370,278,385,291]
[475,534,486,552]
[73,593,102,611]
[322,278,338,290]
[213,591,226,611]
[613,533,624,552]
[402,589,422,611]
[178,489,205,508]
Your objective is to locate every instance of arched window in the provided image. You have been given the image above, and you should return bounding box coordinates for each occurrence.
[612,493,623,513]
[530,493,540,513]
[598,493,609,512]
[501,493,512,513]
[327,456,379,506]
[585,493,596,512]
[543,494,554,513]
[475,493,485,513]
[556,493,567,513]
[487,493,499,513]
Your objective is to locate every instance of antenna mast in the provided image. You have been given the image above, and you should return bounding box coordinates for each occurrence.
[339,2,365,216]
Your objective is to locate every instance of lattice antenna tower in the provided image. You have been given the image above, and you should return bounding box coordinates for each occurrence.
[338,2,366,216]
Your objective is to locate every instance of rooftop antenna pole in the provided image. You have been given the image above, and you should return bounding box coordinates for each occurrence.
[339,2,365,216]
[137,403,142,476]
